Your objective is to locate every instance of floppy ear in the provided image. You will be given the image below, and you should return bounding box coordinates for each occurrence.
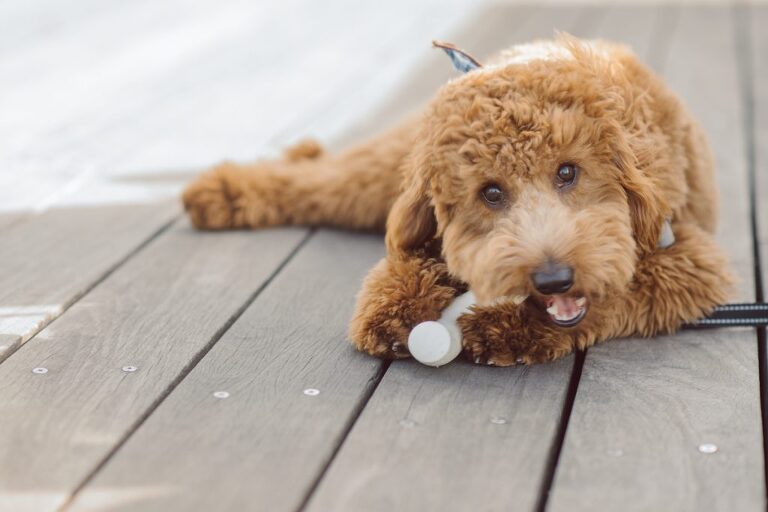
[385,154,438,256]
[614,143,667,255]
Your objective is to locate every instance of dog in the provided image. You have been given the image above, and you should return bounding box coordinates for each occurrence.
[182,36,732,366]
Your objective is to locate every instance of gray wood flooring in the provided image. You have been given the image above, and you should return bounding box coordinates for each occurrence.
[1,3,765,511]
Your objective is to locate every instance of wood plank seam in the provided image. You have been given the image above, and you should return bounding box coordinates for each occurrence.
[534,350,586,512]
[733,3,768,501]
[0,213,177,366]
[59,227,316,510]
[295,359,391,512]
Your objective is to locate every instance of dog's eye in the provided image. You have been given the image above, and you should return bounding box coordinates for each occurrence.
[555,163,578,188]
[480,184,506,208]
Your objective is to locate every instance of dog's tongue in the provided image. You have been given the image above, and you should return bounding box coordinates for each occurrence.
[550,295,580,319]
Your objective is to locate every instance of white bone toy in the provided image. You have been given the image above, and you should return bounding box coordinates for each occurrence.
[407,291,476,367]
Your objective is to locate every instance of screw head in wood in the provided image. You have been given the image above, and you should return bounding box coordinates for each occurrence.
[121,366,138,373]
[698,443,718,454]
[213,391,230,399]
[32,367,48,374]
[303,388,320,396]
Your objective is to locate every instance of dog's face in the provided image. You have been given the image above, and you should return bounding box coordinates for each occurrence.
[387,41,666,328]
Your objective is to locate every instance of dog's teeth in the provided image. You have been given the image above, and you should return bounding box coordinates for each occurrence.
[575,297,586,307]
[546,304,558,315]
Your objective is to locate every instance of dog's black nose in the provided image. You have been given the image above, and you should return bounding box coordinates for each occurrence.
[531,261,574,295]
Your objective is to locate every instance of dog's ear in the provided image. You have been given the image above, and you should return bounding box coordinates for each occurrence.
[613,138,668,255]
[385,153,438,256]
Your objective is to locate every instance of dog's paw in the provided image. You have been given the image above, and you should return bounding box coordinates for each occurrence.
[182,164,237,229]
[351,324,412,360]
[458,304,573,366]
[182,162,285,230]
[461,329,523,367]
[349,257,462,361]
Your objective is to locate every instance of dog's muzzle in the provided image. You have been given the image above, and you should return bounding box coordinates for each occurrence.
[530,261,588,327]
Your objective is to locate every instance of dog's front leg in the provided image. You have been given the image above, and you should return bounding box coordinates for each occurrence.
[348,254,464,359]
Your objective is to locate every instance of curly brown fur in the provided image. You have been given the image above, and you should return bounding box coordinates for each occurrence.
[350,249,465,358]
[182,120,419,231]
[183,36,734,365]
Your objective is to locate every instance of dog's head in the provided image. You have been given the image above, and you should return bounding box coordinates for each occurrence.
[386,38,670,327]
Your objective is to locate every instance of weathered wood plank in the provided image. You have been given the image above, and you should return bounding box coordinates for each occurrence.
[549,7,765,512]
[309,359,578,512]
[751,7,768,282]
[0,203,176,362]
[748,5,768,492]
[304,7,625,512]
[0,223,308,512]
[65,230,385,512]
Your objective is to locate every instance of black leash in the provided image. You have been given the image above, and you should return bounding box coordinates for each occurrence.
[684,303,768,328]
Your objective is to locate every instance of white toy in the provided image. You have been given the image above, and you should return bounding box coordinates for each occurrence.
[408,292,530,367]
[407,291,476,367]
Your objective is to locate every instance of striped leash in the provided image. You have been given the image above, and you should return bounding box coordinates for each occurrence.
[685,303,768,328]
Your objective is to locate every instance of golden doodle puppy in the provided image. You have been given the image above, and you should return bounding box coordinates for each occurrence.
[182,36,732,365]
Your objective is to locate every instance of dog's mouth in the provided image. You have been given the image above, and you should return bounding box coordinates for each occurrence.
[544,294,587,327]
[488,292,589,328]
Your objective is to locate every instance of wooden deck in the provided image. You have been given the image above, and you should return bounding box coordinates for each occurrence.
[1,2,767,511]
